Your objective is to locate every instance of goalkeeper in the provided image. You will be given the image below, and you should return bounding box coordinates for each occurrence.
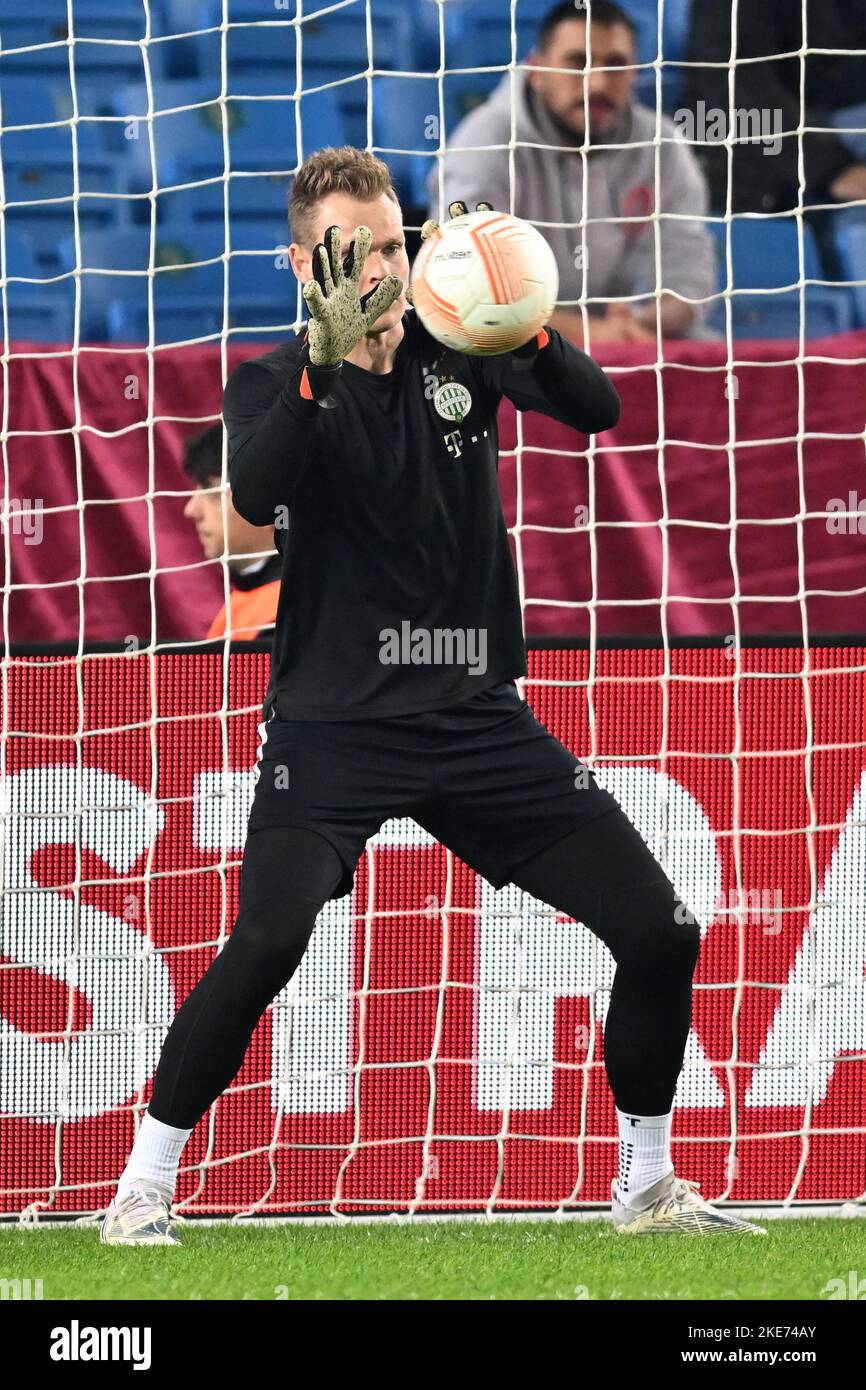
[102,147,765,1243]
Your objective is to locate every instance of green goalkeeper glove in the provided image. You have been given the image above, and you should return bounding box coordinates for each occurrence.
[418,199,494,246]
[302,224,403,368]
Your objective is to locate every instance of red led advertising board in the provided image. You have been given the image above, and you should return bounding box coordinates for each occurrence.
[2,646,865,1216]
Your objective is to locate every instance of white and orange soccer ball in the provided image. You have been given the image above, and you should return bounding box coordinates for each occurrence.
[410,208,559,356]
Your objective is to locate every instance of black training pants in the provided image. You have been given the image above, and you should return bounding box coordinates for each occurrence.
[148,808,700,1129]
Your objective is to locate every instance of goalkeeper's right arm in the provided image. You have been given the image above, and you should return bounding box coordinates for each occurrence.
[223,221,401,526]
[222,351,328,526]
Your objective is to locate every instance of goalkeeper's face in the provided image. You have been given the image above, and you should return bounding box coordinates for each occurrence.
[293,192,409,334]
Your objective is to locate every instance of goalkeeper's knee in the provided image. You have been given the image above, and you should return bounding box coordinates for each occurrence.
[225,894,322,995]
[598,877,701,982]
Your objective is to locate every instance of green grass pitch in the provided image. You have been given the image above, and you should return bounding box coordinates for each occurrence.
[2,1219,865,1300]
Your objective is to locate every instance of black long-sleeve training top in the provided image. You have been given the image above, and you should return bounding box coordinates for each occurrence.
[222,309,620,721]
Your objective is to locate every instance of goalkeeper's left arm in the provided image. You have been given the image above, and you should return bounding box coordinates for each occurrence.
[480,324,621,435]
[420,201,620,436]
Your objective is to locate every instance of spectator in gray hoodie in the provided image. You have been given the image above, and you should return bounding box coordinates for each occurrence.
[427,0,715,345]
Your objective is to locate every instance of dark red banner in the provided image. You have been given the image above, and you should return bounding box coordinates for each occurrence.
[4,333,866,646]
[2,645,865,1216]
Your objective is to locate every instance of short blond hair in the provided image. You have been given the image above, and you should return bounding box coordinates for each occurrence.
[288,146,401,248]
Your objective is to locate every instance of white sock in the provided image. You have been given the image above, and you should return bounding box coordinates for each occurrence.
[616,1108,674,1205]
[114,1111,192,1204]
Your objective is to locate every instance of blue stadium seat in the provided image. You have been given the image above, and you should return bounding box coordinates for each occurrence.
[833,220,866,327]
[0,1,153,82]
[106,292,220,344]
[190,0,291,87]
[186,0,414,155]
[59,222,299,342]
[610,1,693,108]
[110,79,343,210]
[437,0,549,71]
[660,0,693,62]
[708,218,854,339]
[153,0,209,31]
[372,73,501,208]
[1,230,75,341]
[2,122,106,163]
[0,76,68,128]
[48,0,149,41]
[165,175,295,226]
[618,0,662,56]
[2,125,127,265]
[191,0,413,85]
[411,0,447,69]
[373,76,443,208]
[659,0,692,109]
[58,228,159,340]
[149,0,207,78]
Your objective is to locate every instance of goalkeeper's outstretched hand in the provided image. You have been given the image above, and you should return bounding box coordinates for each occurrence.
[407,201,493,306]
[419,199,495,246]
[302,224,403,367]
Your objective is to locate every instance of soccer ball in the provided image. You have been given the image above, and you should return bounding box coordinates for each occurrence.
[410,209,559,356]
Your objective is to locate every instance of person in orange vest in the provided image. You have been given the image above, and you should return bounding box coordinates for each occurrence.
[182,424,281,640]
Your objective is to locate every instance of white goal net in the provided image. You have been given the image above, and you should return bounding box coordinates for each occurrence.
[1,0,866,1221]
